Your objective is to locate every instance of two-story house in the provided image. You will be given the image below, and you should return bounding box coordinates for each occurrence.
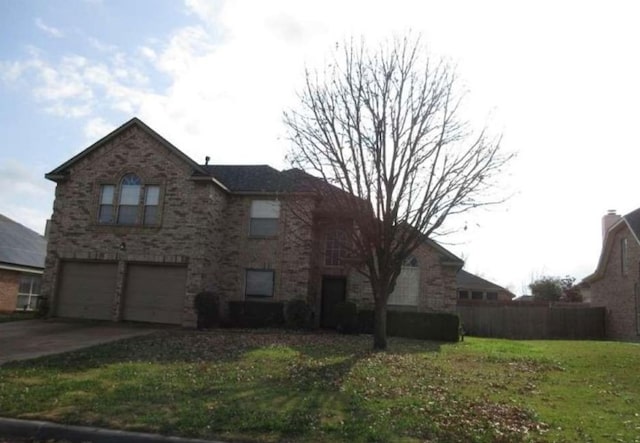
[42,117,463,327]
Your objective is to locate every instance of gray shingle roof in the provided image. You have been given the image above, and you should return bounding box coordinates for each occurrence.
[201,165,294,193]
[624,208,640,241]
[200,165,315,193]
[0,215,47,270]
[456,269,507,292]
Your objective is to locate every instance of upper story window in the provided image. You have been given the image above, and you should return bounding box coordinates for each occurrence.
[325,230,347,266]
[98,174,160,226]
[250,200,280,236]
[486,292,498,301]
[621,237,629,276]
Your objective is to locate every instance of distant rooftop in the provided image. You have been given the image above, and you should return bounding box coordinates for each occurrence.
[0,214,47,270]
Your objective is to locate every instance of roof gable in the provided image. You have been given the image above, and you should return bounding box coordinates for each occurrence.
[584,208,640,283]
[0,214,47,269]
[45,117,208,181]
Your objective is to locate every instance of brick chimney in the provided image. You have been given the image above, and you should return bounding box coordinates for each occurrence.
[602,210,621,241]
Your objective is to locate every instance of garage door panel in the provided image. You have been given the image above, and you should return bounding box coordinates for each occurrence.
[56,262,117,321]
[123,265,186,325]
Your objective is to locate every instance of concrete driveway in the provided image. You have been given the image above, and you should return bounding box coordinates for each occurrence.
[0,319,160,365]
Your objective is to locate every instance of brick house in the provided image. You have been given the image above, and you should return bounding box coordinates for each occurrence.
[0,214,46,312]
[42,117,463,327]
[456,269,514,302]
[583,209,640,340]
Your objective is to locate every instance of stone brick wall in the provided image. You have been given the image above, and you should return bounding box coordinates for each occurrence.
[216,196,314,308]
[590,224,640,340]
[42,125,224,326]
[308,228,459,315]
[0,269,19,312]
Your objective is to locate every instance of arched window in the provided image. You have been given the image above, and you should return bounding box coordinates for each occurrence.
[98,174,161,226]
[117,174,142,224]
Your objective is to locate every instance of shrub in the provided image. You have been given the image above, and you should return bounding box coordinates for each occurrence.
[284,299,312,330]
[334,301,358,334]
[228,301,285,328]
[193,291,220,329]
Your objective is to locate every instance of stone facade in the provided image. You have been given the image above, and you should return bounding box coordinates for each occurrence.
[42,124,222,326]
[588,223,640,340]
[43,119,461,327]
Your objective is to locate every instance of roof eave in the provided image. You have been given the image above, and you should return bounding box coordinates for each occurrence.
[189,175,230,193]
[44,173,69,183]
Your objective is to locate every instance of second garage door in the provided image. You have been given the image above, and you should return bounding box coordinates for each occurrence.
[122,264,187,325]
[56,261,117,321]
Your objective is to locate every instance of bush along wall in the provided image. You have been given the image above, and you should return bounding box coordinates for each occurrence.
[284,299,313,330]
[228,301,285,328]
[357,309,460,342]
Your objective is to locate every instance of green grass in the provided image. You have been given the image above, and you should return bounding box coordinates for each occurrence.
[0,311,37,323]
[0,330,639,442]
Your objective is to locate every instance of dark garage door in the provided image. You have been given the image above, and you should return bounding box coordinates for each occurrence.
[122,264,187,325]
[56,261,117,321]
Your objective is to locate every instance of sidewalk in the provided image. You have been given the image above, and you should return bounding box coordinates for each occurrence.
[0,417,226,443]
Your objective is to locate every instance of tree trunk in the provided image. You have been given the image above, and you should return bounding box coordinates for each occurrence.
[373,297,388,350]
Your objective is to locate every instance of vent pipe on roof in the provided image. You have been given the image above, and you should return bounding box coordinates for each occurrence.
[205,156,210,166]
[602,209,621,241]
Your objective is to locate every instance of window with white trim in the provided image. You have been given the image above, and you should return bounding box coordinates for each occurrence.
[325,230,347,266]
[249,200,280,236]
[388,257,419,306]
[16,274,42,311]
[98,174,161,226]
[245,269,275,297]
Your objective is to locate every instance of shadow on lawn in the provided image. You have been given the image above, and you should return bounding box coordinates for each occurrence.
[1,328,444,371]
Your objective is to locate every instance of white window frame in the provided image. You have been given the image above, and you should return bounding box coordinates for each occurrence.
[97,175,162,226]
[249,200,280,237]
[16,274,42,311]
[388,258,419,306]
[245,269,275,297]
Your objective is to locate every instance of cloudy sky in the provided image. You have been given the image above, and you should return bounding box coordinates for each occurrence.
[1,0,639,294]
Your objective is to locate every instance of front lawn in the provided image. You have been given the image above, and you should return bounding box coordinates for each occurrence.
[0,312,36,323]
[0,330,638,442]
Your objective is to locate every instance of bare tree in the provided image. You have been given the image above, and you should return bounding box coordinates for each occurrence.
[284,35,512,350]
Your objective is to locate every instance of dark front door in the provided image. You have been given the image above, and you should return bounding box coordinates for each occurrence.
[321,276,347,328]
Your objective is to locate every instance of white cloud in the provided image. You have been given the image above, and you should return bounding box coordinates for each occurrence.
[35,18,64,38]
[84,117,116,140]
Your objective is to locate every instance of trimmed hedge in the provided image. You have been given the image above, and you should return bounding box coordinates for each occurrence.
[284,299,312,330]
[228,301,285,328]
[334,301,358,334]
[193,291,220,329]
[357,310,460,342]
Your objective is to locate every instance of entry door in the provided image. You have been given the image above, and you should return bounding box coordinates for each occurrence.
[321,276,347,328]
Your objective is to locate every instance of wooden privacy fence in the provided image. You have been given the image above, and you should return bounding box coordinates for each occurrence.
[456,302,606,339]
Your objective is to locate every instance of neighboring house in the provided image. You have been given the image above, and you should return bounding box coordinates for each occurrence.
[513,295,535,302]
[0,214,47,312]
[456,269,514,302]
[42,117,463,327]
[583,209,640,340]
